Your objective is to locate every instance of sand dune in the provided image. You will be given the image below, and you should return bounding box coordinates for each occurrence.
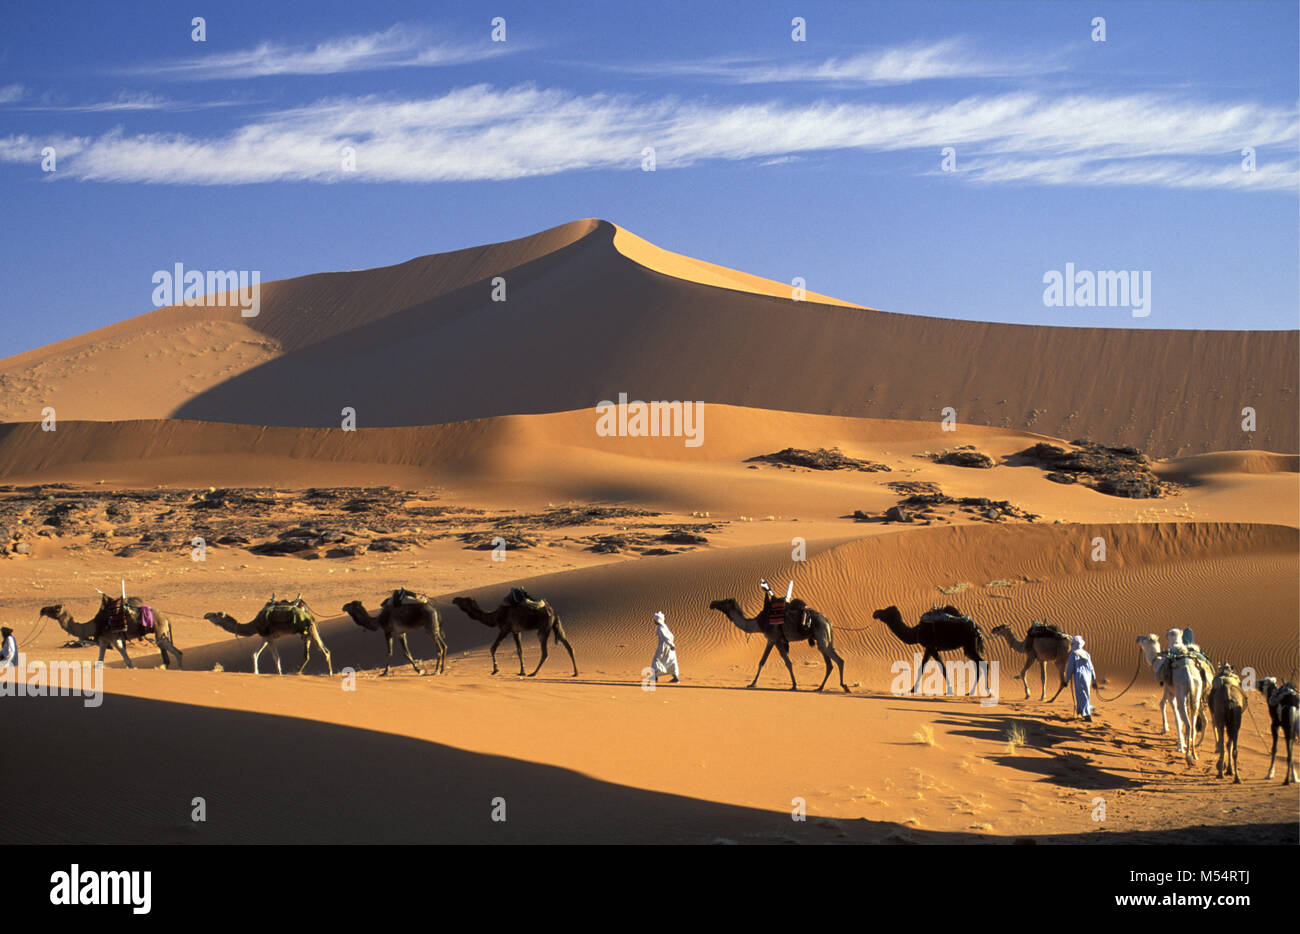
[2,220,1294,456]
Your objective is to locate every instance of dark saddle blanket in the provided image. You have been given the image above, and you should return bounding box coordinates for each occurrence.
[765,596,810,632]
[383,588,428,609]
[504,587,547,612]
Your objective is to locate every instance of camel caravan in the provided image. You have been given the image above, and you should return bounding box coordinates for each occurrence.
[21,578,1299,783]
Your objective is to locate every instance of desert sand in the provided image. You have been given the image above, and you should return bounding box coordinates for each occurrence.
[0,222,1296,845]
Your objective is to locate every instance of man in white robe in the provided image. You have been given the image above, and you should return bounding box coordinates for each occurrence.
[650,611,679,684]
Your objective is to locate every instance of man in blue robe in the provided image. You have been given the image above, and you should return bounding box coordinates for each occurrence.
[1063,634,1098,721]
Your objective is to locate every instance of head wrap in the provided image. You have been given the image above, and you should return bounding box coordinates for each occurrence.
[1071,635,1085,650]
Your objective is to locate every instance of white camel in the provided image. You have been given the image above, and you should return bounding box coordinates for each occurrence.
[1165,628,1208,763]
[1136,633,1177,734]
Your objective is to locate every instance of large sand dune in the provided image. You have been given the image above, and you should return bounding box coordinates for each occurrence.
[2,220,1294,456]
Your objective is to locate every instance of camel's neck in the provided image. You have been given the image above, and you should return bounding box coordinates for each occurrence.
[216,615,256,636]
[462,603,498,627]
[882,614,920,644]
[997,631,1026,652]
[724,606,763,634]
[57,612,93,636]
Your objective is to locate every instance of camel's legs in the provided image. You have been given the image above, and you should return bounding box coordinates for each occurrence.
[435,632,448,674]
[528,630,549,677]
[157,634,183,670]
[1266,723,1279,780]
[749,642,776,688]
[97,642,108,668]
[269,640,285,675]
[487,631,506,674]
[252,640,265,675]
[963,647,984,696]
[381,633,395,676]
[400,634,420,674]
[552,625,578,677]
[114,639,134,669]
[299,632,311,673]
[775,643,798,691]
[1014,656,1033,699]
[1160,686,1172,733]
[305,625,333,676]
[913,649,938,694]
[815,644,849,693]
[1037,660,1047,701]
[426,622,446,674]
[513,632,526,676]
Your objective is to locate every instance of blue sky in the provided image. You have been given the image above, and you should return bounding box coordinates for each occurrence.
[1,0,1296,358]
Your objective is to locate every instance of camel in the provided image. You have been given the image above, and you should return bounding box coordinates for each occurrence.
[1208,663,1246,783]
[341,596,447,676]
[39,596,183,669]
[991,621,1069,701]
[707,593,848,692]
[1258,677,1299,785]
[873,605,988,696]
[450,595,577,677]
[204,600,333,675]
[1160,628,1207,765]
[1138,631,1211,762]
[1136,634,1177,734]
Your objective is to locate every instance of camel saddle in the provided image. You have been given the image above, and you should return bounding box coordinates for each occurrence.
[504,587,547,612]
[262,596,312,631]
[1027,620,1066,642]
[383,588,428,609]
[101,596,152,635]
[920,605,973,626]
[1158,644,1214,687]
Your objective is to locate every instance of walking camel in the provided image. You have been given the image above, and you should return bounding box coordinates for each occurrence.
[707,592,848,692]
[39,595,184,669]
[991,621,1069,701]
[1258,677,1299,785]
[204,599,333,675]
[341,595,447,676]
[1207,663,1246,783]
[873,605,988,696]
[450,595,578,677]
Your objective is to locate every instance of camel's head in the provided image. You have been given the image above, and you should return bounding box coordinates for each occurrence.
[451,596,476,613]
[203,612,227,624]
[38,604,63,620]
[707,598,737,615]
[1136,633,1159,649]
[871,606,899,622]
[990,623,1010,635]
[342,601,378,630]
[1258,676,1279,699]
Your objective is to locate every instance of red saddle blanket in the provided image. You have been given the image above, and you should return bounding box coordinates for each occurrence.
[767,598,787,626]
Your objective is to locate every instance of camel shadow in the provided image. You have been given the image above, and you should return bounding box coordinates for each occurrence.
[932,711,1142,790]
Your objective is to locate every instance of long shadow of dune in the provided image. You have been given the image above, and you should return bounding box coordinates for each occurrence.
[2,694,1290,844]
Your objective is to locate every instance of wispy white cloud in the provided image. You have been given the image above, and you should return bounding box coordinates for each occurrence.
[618,39,1059,86]
[1,85,1294,192]
[0,84,24,104]
[20,91,244,113]
[132,25,512,80]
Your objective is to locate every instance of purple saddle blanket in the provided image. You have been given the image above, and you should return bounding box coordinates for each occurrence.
[139,605,155,631]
